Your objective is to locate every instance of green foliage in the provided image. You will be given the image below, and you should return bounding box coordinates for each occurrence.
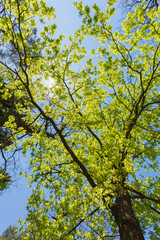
[0,0,160,239]
[0,1,42,182]
[0,225,33,240]
[0,168,11,190]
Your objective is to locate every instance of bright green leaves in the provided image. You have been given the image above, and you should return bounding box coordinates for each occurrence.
[74,1,114,35]
[1,0,160,239]
[39,0,55,21]
[0,170,11,191]
[107,0,116,8]
[40,24,57,38]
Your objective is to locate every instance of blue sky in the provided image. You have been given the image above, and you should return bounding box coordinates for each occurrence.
[0,0,121,234]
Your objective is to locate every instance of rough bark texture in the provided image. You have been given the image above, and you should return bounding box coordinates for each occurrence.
[111,192,145,240]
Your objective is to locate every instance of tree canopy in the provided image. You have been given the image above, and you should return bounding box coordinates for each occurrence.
[0,0,160,239]
[0,225,33,240]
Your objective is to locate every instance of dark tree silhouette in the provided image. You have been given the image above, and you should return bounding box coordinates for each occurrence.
[119,0,159,12]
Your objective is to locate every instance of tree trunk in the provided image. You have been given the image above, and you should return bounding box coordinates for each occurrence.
[111,192,145,240]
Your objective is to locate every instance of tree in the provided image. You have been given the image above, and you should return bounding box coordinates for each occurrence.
[0,0,160,239]
[0,0,41,188]
[0,226,18,240]
[0,225,33,240]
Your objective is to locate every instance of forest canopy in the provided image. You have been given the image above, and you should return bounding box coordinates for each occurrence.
[0,0,160,239]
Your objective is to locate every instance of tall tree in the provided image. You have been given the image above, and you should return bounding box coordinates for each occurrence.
[0,225,33,240]
[0,0,160,239]
[0,0,41,188]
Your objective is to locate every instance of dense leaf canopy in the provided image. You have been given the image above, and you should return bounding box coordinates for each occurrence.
[0,0,159,239]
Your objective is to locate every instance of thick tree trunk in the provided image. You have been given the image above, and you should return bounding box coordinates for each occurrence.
[111,192,145,240]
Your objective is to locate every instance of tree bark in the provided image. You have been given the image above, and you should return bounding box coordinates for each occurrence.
[111,192,145,240]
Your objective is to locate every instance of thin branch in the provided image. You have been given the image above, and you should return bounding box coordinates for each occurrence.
[65,207,99,236]
[60,48,103,147]
[129,187,160,204]
[1,149,7,170]
[150,206,160,215]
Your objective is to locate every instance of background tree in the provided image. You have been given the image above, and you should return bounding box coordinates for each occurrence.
[0,225,33,240]
[0,0,160,239]
[119,0,159,12]
[0,0,41,189]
